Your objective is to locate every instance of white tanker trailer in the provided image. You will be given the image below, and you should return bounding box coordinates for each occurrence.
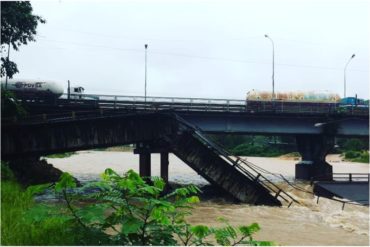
[1,79,87,100]
[1,79,64,100]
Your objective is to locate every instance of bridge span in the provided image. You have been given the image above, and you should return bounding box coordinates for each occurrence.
[2,94,369,188]
[2,111,301,206]
[18,93,369,137]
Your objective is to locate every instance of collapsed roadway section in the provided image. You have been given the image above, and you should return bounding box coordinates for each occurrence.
[2,111,297,206]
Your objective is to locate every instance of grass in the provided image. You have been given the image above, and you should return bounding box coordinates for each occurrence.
[0,164,79,245]
[46,151,76,158]
[93,145,133,152]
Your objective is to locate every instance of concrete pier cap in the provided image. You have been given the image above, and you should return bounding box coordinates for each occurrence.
[295,135,334,181]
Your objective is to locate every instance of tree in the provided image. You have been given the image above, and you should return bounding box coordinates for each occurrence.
[1,1,45,79]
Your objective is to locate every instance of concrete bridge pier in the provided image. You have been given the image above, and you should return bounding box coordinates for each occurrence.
[295,135,334,180]
[160,151,169,183]
[134,142,170,183]
[139,151,151,178]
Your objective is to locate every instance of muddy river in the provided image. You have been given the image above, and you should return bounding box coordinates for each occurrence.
[46,151,369,246]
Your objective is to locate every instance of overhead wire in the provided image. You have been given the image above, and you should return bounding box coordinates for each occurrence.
[34,36,368,72]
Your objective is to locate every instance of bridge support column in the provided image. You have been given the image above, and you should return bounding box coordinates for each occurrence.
[295,135,333,180]
[160,152,169,183]
[139,152,151,178]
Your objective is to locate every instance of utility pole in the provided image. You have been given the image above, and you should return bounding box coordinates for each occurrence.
[144,44,148,105]
[264,34,275,100]
[68,80,70,100]
[344,54,355,98]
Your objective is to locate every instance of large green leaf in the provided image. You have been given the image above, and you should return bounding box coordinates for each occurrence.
[151,176,165,190]
[26,183,52,196]
[121,217,143,235]
[190,225,210,239]
[55,172,76,192]
[76,204,110,224]
[239,223,260,236]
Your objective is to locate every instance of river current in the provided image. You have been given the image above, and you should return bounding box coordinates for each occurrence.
[46,151,369,246]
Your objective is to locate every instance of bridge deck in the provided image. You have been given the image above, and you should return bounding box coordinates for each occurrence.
[313,173,369,205]
[314,182,369,205]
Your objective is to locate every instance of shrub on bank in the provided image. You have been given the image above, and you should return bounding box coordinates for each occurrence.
[46,152,76,158]
[1,163,274,246]
[232,143,285,157]
[0,164,77,245]
[344,151,369,163]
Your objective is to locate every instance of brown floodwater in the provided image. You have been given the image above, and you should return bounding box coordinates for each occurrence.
[46,151,370,246]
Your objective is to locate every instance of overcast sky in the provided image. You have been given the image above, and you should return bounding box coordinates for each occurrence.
[5,0,370,99]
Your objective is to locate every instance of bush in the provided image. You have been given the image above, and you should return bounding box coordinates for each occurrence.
[344,151,369,163]
[44,169,274,246]
[1,180,76,245]
[344,151,361,159]
[1,89,27,118]
[232,143,285,157]
[1,164,273,245]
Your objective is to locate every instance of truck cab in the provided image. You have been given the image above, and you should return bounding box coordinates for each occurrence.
[68,86,84,99]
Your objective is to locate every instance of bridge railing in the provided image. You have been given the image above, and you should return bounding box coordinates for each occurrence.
[311,173,370,184]
[58,93,369,115]
[61,93,246,105]
[1,109,138,125]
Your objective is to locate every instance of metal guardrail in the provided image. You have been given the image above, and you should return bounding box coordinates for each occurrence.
[311,173,370,184]
[60,93,246,105]
[172,114,299,207]
[11,93,370,117]
[1,109,140,125]
[4,92,369,125]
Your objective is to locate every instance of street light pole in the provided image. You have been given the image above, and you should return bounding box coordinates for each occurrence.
[264,34,275,100]
[144,44,148,104]
[344,53,355,98]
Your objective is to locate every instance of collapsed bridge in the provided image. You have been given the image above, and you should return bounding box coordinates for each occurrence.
[2,111,298,206]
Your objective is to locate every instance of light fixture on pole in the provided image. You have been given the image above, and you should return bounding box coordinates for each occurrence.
[144,44,148,104]
[344,53,355,98]
[264,34,275,100]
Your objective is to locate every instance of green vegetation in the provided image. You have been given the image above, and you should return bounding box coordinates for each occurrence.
[232,143,285,157]
[46,152,76,158]
[208,134,369,162]
[337,138,369,163]
[48,169,273,245]
[93,145,133,152]
[1,89,27,118]
[1,163,77,245]
[1,163,273,245]
[208,134,295,157]
[344,151,369,163]
[337,138,369,152]
[1,1,45,78]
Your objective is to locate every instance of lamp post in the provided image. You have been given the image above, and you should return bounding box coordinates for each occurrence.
[144,44,148,104]
[344,53,355,98]
[264,34,275,100]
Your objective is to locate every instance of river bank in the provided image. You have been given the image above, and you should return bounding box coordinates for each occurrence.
[46,151,369,246]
